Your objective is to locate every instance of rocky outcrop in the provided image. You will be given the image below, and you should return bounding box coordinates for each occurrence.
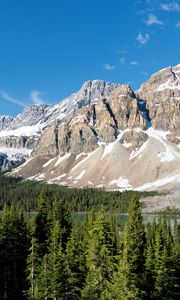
[0,116,13,130]
[138,64,180,135]
[0,151,27,172]
[7,104,48,130]
[0,136,39,149]
[34,85,140,155]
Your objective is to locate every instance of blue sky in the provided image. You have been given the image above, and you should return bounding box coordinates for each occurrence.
[0,0,180,116]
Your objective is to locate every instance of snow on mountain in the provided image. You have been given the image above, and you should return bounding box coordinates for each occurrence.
[0,80,120,170]
[0,115,14,130]
[0,124,43,137]
[1,65,180,201]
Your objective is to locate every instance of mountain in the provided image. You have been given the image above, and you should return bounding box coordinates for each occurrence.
[0,80,120,170]
[1,65,180,203]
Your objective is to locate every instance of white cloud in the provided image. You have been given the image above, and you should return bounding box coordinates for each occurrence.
[120,57,126,65]
[136,33,150,44]
[30,90,45,104]
[0,89,46,109]
[176,21,180,27]
[145,14,163,25]
[0,90,26,108]
[130,61,139,66]
[141,71,149,76]
[160,1,180,11]
[102,64,115,70]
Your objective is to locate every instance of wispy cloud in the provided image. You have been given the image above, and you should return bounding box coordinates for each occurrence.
[145,13,163,25]
[30,90,45,104]
[115,49,127,55]
[130,61,139,66]
[160,1,180,11]
[0,90,26,108]
[141,71,149,76]
[136,33,150,44]
[176,20,180,26]
[0,89,46,109]
[102,63,115,70]
[120,57,126,65]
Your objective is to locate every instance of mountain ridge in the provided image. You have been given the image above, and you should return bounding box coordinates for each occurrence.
[0,64,180,198]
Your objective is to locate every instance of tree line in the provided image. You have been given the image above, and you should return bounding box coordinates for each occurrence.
[0,191,179,299]
[0,173,157,213]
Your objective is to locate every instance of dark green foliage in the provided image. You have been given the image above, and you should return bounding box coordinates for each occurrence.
[0,173,158,213]
[0,173,179,299]
[110,196,146,300]
[0,203,29,300]
[33,191,49,257]
[65,225,87,299]
[51,198,72,250]
[81,212,116,299]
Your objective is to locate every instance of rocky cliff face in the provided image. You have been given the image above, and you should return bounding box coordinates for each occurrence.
[138,64,180,135]
[34,84,143,156]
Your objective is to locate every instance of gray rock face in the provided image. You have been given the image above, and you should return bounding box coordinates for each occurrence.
[39,80,122,126]
[0,136,39,149]
[0,116,14,130]
[1,80,121,131]
[8,104,48,130]
[137,64,180,135]
[34,84,138,156]
[0,152,26,172]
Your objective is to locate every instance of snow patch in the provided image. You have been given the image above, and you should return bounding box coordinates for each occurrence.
[158,149,176,162]
[88,181,94,185]
[130,140,148,160]
[75,169,86,180]
[0,124,43,137]
[55,153,71,167]
[43,157,56,168]
[71,150,97,172]
[136,173,180,191]
[101,142,115,160]
[157,79,180,92]
[51,173,66,180]
[0,147,32,156]
[109,177,132,188]
[123,142,132,148]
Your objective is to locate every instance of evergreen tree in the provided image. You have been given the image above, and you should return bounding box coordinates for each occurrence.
[26,236,40,300]
[81,212,115,300]
[172,221,180,299]
[110,196,146,300]
[35,220,67,299]
[0,203,28,300]
[34,191,49,257]
[144,223,155,299]
[52,198,72,250]
[66,224,87,299]
[153,216,174,300]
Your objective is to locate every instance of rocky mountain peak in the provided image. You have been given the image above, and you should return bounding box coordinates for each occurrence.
[79,79,121,100]
[137,64,180,135]
[138,63,180,94]
[7,104,49,130]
